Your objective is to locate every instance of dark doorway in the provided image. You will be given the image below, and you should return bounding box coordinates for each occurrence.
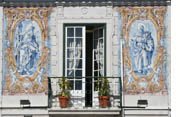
[85,26,93,107]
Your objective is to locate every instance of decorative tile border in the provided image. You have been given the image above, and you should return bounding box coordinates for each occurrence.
[2,8,51,95]
[120,7,169,94]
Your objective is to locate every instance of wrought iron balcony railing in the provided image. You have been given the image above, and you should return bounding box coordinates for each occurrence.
[48,76,122,110]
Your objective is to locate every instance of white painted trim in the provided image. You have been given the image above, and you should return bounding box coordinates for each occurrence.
[65,26,86,107]
[49,108,120,115]
[49,111,120,115]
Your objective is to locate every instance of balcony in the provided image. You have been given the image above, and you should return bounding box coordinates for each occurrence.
[48,76,122,114]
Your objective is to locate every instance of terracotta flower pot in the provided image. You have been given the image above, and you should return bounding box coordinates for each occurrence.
[59,96,69,108]
[99,96,110,108]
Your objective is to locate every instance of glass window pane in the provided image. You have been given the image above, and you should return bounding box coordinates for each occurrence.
[67,59,74,68]
[94,61,98,70]
[99,39,103,48]
[69,80,74,90]
[99,70,104,76]
[99,49,103,57]
[75,48,82,58]
[67,38,74,47]
[67,28,74,37]
[99,59,104,68]
[99,72,102,77]
[99,28,103,38]
[94,71,98,76]
[75,38,82,47]
[94,49,99,60]
[68,76,74,80]
[67,49,74,58]
[75,81,82,90]
[75,59,82,68]
[75,70,82,77]
[94,39,98,49]
[75,28,82,37]
[67,70,74,77]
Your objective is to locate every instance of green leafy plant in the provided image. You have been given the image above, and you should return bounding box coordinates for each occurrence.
[58,77,71,98]
[98,77,110,96]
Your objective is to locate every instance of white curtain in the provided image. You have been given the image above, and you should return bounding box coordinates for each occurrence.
[95,40,104,76]
[68,39,82,76]
[75,40,82,68]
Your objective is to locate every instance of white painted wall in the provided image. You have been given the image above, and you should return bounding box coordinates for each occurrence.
[1,96,48,107]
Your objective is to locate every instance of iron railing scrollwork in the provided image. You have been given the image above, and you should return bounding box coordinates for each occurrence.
[48,76,122,109]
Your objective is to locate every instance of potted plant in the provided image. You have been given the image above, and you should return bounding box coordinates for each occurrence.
[98,77,110,108]
[58,77,71,108]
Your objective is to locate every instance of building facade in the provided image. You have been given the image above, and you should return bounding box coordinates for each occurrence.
[0,0,171,117]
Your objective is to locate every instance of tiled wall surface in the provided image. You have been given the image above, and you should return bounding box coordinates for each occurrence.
[2,8,51,95]
[120,7,170,95]
[0,5,170,116]
[0,6,170,96]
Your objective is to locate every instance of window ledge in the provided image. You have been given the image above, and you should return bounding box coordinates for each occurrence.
[48,107,120,115]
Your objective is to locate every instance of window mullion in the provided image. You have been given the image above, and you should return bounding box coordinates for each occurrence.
[74,28,76,91]
[65,27,68,77]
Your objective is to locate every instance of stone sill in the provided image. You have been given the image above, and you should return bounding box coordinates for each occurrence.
[49,107,121,115]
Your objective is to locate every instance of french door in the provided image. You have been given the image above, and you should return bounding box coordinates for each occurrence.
[65,26,86,107]
[65,25,105,107]
[92,27,105,107]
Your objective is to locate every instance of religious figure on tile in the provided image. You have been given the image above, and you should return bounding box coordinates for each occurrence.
[14,20,41,76]
[131,24,154,75]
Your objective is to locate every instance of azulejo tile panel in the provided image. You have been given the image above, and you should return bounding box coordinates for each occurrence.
[120,7,169,94]
[2,8,51,95]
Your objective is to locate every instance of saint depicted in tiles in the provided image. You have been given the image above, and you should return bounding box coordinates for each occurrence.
[2,8,51,95]
[121,7,168,94]
[14,19,41,76]
[130,21,155,75]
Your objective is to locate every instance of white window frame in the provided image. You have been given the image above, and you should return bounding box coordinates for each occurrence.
[65,26,86,107]
[92,26,105,107]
